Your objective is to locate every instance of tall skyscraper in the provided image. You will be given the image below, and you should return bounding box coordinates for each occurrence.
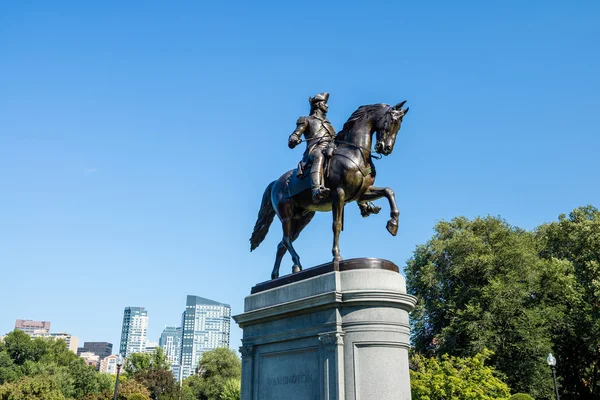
[119,307,148,357]
[159,326,182,366]
[14,320,51,335]
[179,295,231,380]
[77,342,113,360]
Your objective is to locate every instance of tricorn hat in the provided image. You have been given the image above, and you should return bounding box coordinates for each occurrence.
[309,92,329,104]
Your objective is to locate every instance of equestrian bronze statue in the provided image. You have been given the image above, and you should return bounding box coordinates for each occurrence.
[288,92,336,203]
[250,96,409,279]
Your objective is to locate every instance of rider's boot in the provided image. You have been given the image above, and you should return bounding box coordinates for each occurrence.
[311,155,330,203]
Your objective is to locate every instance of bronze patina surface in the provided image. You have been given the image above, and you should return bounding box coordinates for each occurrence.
[250,94,409,279]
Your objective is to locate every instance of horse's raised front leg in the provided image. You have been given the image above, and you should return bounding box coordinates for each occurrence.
[332,187,345,263]
[358,186,400,236]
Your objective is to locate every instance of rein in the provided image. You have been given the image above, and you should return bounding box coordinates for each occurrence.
[334,139,383,160]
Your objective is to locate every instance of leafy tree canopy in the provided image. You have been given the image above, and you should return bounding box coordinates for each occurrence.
[182,348,241,400]
[406,206,600,399]
[410,350,511,400]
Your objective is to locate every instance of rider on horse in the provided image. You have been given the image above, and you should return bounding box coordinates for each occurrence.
[288,92,336,203]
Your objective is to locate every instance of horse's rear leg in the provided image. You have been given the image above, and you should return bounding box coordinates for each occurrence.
[281,217,302,273]
[332,187,345,263]
[271,241,287,280]
[271,212,315,279]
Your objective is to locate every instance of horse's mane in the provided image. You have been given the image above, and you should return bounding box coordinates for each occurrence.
[336,104,389,141]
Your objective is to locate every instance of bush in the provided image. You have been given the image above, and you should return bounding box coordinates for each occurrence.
[127,394,148,400]
[510,395,534,400]
[411,350,511,400]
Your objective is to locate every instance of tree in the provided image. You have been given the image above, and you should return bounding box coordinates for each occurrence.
[124,348,170,376]
[0,330,112,399]
[537,205,600,399]
[221,378,241,400]
[133,369,180,400]
[406,216,573,398]
[182,348,241,400]
[0,375,65,400]
[82,379,151,400]
[123,348,180,399]
[410,350,511,399]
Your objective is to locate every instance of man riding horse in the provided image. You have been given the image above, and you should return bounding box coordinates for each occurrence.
[288,92,382,216]
[288,92,336,203]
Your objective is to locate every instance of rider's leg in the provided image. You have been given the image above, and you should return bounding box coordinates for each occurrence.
[311,152,330,203]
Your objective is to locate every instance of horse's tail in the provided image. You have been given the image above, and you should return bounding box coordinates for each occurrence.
[250,181,276,251]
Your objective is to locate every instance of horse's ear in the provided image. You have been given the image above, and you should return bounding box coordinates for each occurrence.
[393,100,407,110]
[402,107,409,116]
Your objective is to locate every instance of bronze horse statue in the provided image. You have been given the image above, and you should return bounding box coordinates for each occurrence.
[250,101,409,279]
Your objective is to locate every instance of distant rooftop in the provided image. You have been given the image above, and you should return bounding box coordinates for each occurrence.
[186,295,230,307]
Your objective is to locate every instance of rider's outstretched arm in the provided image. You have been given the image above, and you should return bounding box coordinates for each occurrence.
[288,116,308,149]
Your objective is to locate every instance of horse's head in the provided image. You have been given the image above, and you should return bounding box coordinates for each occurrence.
[374,101,409,156]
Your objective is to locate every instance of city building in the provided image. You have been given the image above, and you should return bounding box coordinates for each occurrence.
[159,326,181,365]
[179,295,231,380]
[119,307,148,357]
[77,342,113,360]
[99,355,119,375]
[144,340,159,354]
[79,351,100,369]
[14,319,51,335]
[30,332,79,353]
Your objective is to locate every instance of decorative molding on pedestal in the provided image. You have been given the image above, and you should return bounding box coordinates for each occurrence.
[319,332,345,346]
[239,345,254,358]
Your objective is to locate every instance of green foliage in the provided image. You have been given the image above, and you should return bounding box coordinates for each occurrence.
[133,369,180,400]
[126,394,148,400]
[407,206,600,399]
[121,348,180,399]
[182,348,241,400]
[410,350,511,400]
[221,378,241,400]
[509,394,535,400]
[0,330,114,399]
[0,375,66,400]
[124,347,170,376]
[537,205,600,399]
[406,215,571,398]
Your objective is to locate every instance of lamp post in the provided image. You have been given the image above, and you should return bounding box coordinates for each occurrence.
[113,354,124,400]
[547,353,560,400]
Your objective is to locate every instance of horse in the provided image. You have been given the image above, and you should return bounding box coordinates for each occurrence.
[250,101,409,279]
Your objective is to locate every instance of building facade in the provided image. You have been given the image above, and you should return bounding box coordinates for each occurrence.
[14,320,51,335]
[77,342,113,360]
[119,307,148,357]
[179,295,231,380]
[159,326,182,366]
[99,355,119,375]
[79,351,100,369]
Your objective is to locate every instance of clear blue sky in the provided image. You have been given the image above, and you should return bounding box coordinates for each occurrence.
[1,1,598,353]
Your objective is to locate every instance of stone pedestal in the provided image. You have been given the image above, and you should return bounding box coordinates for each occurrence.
[233,258,417,400]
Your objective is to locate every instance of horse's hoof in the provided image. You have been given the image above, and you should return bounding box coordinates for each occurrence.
[386,220,398,236]
[271,273,279,280]
[333,255,343,263]
[292,265,302,274]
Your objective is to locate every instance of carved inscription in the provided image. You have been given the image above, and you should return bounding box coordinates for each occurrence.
[267,374,314,386]
[258,347,319,399]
